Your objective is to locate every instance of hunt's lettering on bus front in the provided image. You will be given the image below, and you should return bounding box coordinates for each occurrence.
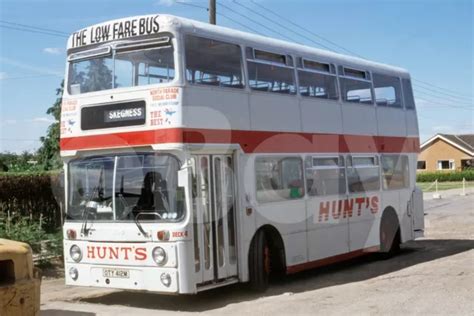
[71,15,160,48]
[317,196,379,222]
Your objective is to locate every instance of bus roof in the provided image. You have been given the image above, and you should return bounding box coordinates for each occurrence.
[67,14,410,77]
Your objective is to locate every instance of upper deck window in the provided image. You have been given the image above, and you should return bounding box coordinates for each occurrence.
[67,37,174,95]
[297,58,338,100]
[185,36,243,89]
[373,73,402,108]
[402,78,416,109]
[339,66,373,105]
[247,48,296,94]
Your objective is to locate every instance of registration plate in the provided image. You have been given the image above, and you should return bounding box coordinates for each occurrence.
[103,268,130,279]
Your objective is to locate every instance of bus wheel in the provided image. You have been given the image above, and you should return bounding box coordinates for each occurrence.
[379,209,401,259]
[249,230,270,292]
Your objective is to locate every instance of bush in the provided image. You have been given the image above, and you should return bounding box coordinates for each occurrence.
[0,171,64,232]
[416,170,474,182]
[0,215,63,263]
[0,216,46,252]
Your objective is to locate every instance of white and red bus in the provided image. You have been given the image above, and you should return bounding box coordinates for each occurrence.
[61,14,424,293]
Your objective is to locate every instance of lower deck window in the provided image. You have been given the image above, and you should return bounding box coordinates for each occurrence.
[256,157,304,203]
[381,155,409,190]
[347,156,380,193]
[305,156,346,196]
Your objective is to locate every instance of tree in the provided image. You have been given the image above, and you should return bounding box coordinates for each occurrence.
[37,80,63,170]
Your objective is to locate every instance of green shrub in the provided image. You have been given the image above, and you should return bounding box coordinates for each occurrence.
[416,170,474,182]
[0,216,46,252]
[0,215,63,263]
[0,171,63,232]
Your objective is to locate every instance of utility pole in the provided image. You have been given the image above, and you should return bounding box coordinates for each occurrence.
[209,0,216,25]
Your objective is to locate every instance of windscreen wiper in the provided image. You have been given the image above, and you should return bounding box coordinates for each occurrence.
[117,194,151,238]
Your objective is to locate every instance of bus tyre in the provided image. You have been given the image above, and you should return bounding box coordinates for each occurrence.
[379,210,401,259]
[248,230,270,292]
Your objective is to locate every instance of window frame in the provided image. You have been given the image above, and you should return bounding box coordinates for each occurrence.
[346,155,381,193]
[372,73,403,108]
[183,34,246,90]
[338,66,374,105]
[437,159,455,170]
[66,35,177,96]
[296,57,339,101]
[305,155,347,197]
[381,154,410,190]
[254,155,305,204]
[417,161,426,170]
[401,77,416,110]
[246,47,297,95]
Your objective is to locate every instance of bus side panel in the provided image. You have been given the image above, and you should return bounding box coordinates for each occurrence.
[255,200,308,266]
[306,196,349,261]
[376,107,407,137]
[182,86,250,130]
[399,189,414,243]
[348,193,382,252]
[249,93,300,132]
[300,99,343,134]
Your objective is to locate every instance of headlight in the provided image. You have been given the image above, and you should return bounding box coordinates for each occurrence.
[160,273,171,287]
[69,267,79,280]
[70,245,82,262]
[152,247,167,265]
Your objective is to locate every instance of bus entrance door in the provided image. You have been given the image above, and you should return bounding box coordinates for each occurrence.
[193,155,238,284]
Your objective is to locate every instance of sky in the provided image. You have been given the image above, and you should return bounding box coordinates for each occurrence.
[0,0,472,153]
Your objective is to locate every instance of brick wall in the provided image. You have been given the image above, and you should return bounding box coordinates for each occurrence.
[418,138,472,172]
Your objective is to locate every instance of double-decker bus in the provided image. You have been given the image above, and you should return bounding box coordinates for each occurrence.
[61,14,424,293]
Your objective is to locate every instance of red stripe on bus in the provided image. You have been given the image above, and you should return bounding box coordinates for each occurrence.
[60,128,420,153]
[286,245,380,274]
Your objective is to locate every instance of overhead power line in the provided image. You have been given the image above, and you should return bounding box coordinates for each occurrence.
[414,89,473,107]
[174,1,263,35]
[230,0,337,52]
[249,0,362,57]
[217,2,297,43]
[0,21,69,38]
[0,20,69,35]
[413,80,473,102]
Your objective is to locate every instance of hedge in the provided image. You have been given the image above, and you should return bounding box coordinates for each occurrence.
[0,171,64,232]
[416,170,474,182]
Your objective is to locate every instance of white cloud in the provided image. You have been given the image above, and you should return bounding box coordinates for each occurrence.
[0,72,7,80]
[156,0,190,6]
[29,117,55,123]
[43,47,62,55]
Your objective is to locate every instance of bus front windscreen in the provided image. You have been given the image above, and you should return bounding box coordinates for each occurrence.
[67,42,175,95]
[67,153,184,222]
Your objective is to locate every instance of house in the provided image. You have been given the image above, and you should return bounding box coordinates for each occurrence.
[417,134,474,172]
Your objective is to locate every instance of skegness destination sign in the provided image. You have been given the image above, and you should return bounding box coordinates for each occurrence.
[70,15,160,48]
[81,101,146,130]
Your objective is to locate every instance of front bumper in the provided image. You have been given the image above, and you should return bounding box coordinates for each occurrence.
[65,263,179,293]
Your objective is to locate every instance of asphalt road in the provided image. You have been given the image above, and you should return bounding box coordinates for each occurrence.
[40,189,474,315]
